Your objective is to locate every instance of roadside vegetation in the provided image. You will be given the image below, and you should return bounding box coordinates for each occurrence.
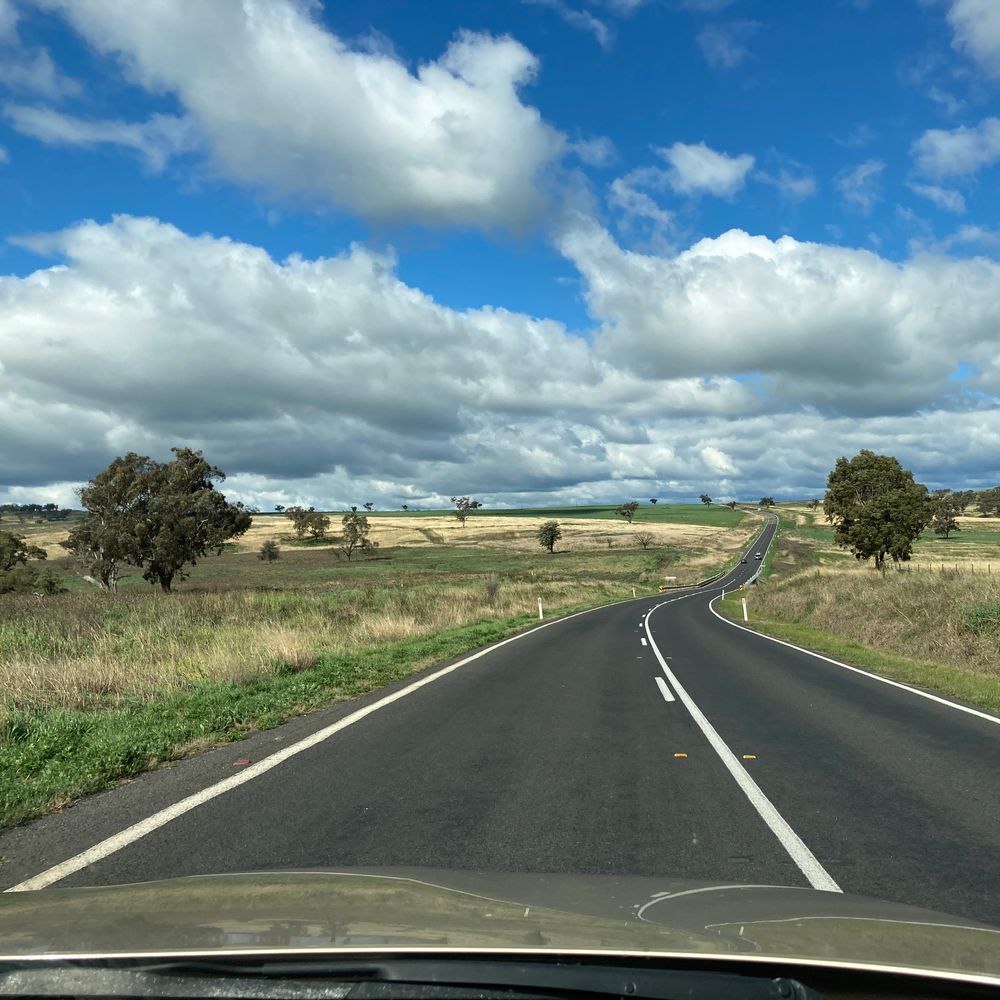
[721,451,1000,713]
[0,454,758,829]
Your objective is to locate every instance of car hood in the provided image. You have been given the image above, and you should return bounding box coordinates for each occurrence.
[1,869,999,983]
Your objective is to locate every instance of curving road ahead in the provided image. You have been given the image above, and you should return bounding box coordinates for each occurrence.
[3,515,999,926]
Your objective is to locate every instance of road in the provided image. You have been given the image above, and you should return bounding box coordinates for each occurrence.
[3,515,1000,926]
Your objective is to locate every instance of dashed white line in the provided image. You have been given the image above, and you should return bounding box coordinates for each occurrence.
[654,676,675,702]
[644,602,841,894]
[640,637,648,646]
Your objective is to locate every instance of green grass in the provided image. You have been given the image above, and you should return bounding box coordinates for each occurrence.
[716,593,1000,714]
[369,504,746,527]
[717,569,1000,715]
[1,507,760,829]
[0,600,618,829]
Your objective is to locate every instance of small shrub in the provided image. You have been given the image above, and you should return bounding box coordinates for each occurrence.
[635,532,654,549]
[962,599,1000,636]
[258,539,281,562]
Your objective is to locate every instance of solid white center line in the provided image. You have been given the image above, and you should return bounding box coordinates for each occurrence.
[644,606,841,894]
[654,676,675,702]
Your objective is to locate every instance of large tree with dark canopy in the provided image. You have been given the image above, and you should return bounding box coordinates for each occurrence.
[65,448,252,592]
[824,450,929,570]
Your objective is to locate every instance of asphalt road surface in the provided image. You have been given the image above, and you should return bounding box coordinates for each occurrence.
[3,515,999,926]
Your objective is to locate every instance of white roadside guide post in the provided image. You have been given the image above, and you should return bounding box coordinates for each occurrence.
[538,598,543,620]
[742,597,748,622]
[632,587,636,598]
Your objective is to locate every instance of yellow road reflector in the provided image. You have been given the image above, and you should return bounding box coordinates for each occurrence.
[742,754,757,760]
[673,752,688,758]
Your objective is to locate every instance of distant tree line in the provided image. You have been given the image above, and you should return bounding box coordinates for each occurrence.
[0,503,74,523]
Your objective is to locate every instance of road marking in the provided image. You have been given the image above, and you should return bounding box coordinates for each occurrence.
[742,754,757,760]
[654,676,675,702]
[7,520,778,894]
[5,591,674,894]
[644,604,841,893]
[640,637,648,646]
[707,597,1000,729]
[673,753,687,758]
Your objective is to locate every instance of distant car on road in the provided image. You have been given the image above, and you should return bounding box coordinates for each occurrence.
[755,552,763,560]
[740,558,748,564]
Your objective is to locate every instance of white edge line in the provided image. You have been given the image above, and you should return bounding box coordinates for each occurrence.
[7,516,776,894]
[644,605,841,894]
[5,591,668,894]
[707,597,1000,728]
[653,676,675,702]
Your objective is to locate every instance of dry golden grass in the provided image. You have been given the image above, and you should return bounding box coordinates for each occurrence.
[1,507,760,723]
[751,564,1000,677]
[233,512,737,557]
[0,578,626,721]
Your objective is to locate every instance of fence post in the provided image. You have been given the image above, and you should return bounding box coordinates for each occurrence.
[632,586,636,598]
[537,598,543,620]
[741,598,748,622]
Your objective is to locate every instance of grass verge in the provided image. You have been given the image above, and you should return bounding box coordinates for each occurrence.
[0,596,625,830]
[716,589,1000,715]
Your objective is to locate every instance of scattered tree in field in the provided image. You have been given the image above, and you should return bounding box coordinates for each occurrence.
[930,496,961,539]
[259,539,281,562]
[727,501,737,509]
[0,532,64,594]
[0,531,46,571]
[759,497,776,507]
[950,490,975,514]
[60,453,157,592]
[824,450,929,571]
[649,498,658,505]
[635,531,654,549]
[340,512,377,560]
[65,449,252,593]
[616,501,639,524]
[284,506,305,538]
[401,504,409,511]
[350,505,358,513]
[536,520,562,553]
[450,496,482,525]
[304,511,331,540]
[699,494,712,505]
[283,506,330,541]
[807,499,820,510]
[363,502,374,512]
[274,504,285,512]
[977,487,1000,517]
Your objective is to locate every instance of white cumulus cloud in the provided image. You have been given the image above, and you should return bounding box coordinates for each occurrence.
[912,117,1000,178]
[557,216,1000,417]
[31,0,564,231]
[659,141,755,198]
[4,215,1000,506]
[948,0,1000,78]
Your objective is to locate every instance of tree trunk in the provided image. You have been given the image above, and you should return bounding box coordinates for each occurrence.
[159,572,173,593]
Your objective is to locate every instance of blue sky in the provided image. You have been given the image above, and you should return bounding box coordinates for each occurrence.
[1,0,999,508]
